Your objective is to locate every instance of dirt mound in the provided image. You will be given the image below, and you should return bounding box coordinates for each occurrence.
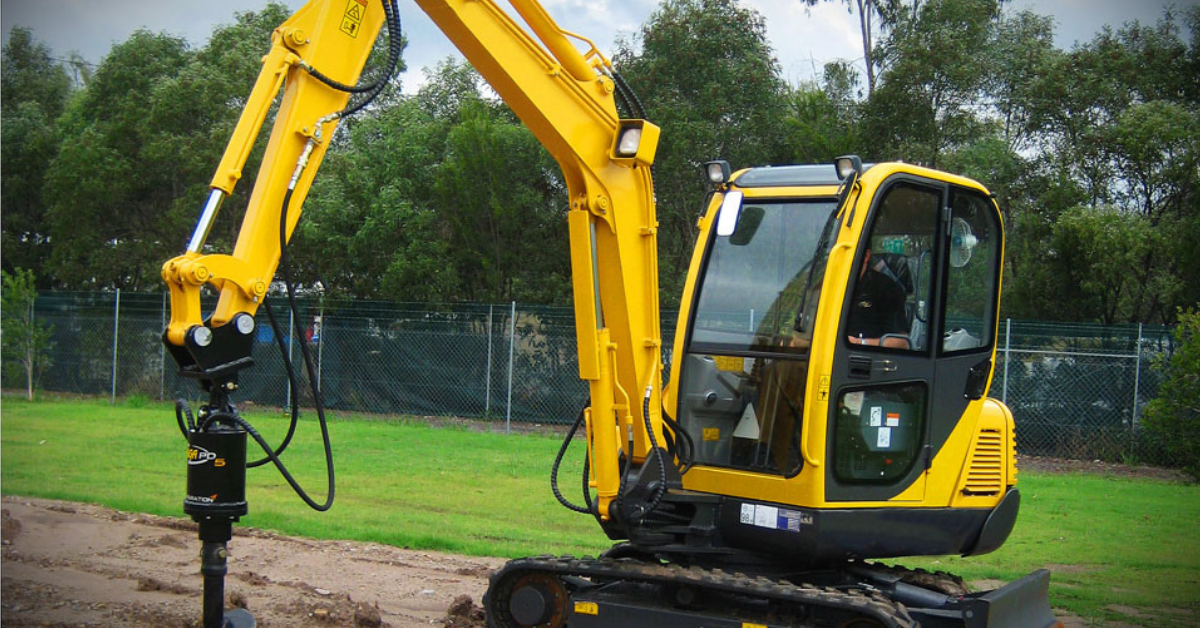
[443,594,487,628]
[0,496,505,628]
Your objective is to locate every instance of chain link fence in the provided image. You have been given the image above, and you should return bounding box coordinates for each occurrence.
[6,291,1177,465]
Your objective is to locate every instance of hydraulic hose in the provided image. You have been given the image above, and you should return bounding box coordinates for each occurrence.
[300,0,402,120]
[639,386,668,517]
[551,405,593,515]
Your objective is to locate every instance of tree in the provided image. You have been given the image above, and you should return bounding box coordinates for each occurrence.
[1007,8,1199,323]
[41,6,293,290]
[782,62,865,163]
[1,29,74,283]
[861,0,1002,167]
[1142,308,1200,480]
[1,269,55,400]
[799,0,905,95]
[434,101,570,303]
[614,0,790,305]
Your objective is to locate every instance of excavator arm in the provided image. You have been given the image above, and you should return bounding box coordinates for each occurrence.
[162,0,665,524]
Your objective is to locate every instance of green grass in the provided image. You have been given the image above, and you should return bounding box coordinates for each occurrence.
[3,397,1198,626]
[0,396,604,558]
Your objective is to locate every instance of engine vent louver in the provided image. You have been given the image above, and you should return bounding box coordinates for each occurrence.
[963,429,1003,496]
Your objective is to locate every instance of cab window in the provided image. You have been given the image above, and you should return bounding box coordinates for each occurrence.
[845,183,939,352]
[941,189,1001,353]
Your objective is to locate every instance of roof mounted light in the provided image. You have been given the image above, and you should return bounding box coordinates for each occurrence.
[834,155,863,181]
[705,160,731,185]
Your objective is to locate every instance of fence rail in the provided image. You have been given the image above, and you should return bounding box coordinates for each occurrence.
[8,291,1177,466]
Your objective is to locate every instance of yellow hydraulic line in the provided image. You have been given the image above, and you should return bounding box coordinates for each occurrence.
[210,43,299,195]
[590,328,620,520]
[507,0,596,82]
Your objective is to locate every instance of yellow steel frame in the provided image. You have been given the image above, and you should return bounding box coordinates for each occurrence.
[162,0,664,520]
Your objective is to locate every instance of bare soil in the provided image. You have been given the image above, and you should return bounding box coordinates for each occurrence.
[1018,454,1189,482]
[1,496,499,627]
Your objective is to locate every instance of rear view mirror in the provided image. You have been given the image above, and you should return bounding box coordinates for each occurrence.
[715,191,744,237]
[729,206,765,246]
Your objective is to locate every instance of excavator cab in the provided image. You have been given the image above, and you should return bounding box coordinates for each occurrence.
[665,159,1012,556]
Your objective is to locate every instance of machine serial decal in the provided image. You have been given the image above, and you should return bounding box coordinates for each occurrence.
[740,503,812,533]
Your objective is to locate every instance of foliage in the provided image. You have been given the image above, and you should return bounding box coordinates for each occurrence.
[614,0,790,305]
[862,0,1002,167]
[1,29,74,283]
[0,0,1196,327]
[293,59,570,304]
[1,269,55,400]
[1142,308,1200,480]
[40,5,292,290]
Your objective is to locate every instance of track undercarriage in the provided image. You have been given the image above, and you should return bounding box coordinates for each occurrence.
[484,553,1058,628]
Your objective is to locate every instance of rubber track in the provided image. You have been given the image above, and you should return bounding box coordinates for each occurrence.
[486,555,918,628]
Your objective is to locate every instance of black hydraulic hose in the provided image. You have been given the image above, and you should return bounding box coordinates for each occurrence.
[661,412,696,474]
[640,390,668,516]
[551,406,592,515]
[582,448,594,513]
[175,400,196,439]
[259,185,337,511]
[612,71,647,120]
[202,408,335,511]
[247,298,302,468]
[302,0,401,95]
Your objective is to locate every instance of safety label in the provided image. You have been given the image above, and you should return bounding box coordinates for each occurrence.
[341,0,367,37]
[886,412,900,427]
[869,406,882,427]
[739,503,812,533]
[877,426,892,448]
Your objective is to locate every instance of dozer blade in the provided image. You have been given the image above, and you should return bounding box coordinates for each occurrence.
[975,569,1060,628]
[909,569,1061,628]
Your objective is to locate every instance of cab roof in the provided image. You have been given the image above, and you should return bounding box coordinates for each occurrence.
[732,163,874,188]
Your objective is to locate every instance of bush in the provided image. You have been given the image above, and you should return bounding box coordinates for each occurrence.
[1,268,55,400]
[1142,308,1200,481]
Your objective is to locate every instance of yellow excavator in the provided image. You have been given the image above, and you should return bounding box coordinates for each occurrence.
[160,1,1061,627]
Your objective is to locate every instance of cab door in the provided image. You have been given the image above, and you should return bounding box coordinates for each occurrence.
[823,175,1004,503]
[825,176,943,502]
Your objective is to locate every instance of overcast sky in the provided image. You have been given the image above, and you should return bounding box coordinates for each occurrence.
[2,0,1195,94]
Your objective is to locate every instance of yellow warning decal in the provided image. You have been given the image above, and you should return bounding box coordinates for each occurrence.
[340,0,367,38]
[742,623,768,628]
[713,355,743,372]
[702,427,720,442]
[574,601,599,615]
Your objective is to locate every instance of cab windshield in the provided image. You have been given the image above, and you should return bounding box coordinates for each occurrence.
[690,199,839,355]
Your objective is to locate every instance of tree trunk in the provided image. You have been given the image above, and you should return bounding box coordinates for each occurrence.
[26,345,34,401]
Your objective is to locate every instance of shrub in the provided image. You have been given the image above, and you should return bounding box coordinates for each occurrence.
[1142,308,1200,481]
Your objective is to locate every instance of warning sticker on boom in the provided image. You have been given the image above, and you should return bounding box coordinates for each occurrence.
[341,0,367,37]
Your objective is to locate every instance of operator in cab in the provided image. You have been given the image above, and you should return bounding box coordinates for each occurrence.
[846,248,909,348]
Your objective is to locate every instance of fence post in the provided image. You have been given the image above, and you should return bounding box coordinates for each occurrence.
[286,306,295,409]
[1131,322,1144,445]
[506,301,516,435]
[111,289,121,404]
[317,300,324,392]
[160,292,167,401]
[486,304,494,421]
[1002,318,1011,404]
